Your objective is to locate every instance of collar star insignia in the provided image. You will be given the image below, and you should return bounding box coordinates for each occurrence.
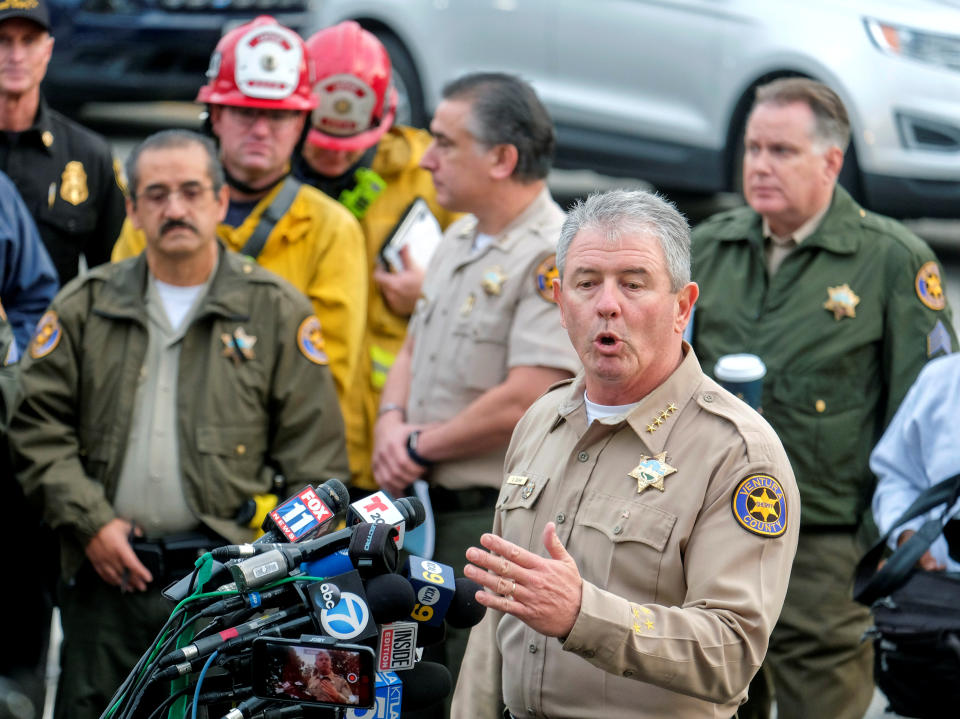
[824,283,860,320]
[481,266,507,296]
[644,401,678,434]
[222,327,257,363]
[628,453,677,494]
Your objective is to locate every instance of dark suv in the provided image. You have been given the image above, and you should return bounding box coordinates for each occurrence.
[43,1,312,112]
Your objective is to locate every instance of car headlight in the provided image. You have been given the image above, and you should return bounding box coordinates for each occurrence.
[865,17,960,72]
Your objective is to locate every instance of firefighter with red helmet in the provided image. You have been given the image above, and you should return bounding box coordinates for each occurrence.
[294,21,459,495]
[113,16,367,414]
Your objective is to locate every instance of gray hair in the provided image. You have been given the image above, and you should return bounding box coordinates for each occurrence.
[557,189,691,292]
[442,72,555,182]
[125,129,224,203]
[753,77,851,153]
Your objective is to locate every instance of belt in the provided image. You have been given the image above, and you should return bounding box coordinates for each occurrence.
[430,485,500,513]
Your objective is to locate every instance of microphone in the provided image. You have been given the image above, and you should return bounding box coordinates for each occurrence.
[364,573,417,624]
[377,621,418,672]
[301,546,353,578]
[258,480,349,544]
[402,556,455,627]
[306,570,379,644]
[346,491,426,548]
[445,577,487,629]
[158,607,303,668]
[348,522,400,578]
[396,661,452,712]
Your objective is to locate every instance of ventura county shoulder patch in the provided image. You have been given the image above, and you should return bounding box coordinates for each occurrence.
[30,311,62,359]
[915,261,946,311]
[297,316,328,365]
[534,254,559,303]
[732,474,787,538]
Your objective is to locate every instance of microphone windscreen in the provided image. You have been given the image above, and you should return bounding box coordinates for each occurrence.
[317,478,350,513]
[397,661,452,712]
[348,522,400,577]
[395,496,426,531]
[445,577,487,628]
[365,573,417,624]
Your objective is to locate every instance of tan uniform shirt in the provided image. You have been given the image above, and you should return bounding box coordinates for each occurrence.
[454,347,800,718]
[405,188,580,490]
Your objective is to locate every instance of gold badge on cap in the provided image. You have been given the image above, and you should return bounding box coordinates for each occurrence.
[823,283,860,320]
[221,327,257,364]
[629,453,677,494]
[534,253,560,303]
[60,161,89,206]
[481,266,507,296]
[915,261,946,311]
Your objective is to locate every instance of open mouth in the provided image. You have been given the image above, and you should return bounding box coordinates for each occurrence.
[596,332,619,347]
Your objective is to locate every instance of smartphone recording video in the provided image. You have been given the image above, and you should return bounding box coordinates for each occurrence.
[251,637,376,709]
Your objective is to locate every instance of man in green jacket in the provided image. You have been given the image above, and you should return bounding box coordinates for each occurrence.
[691,78,956,719]
[9,129,348,719]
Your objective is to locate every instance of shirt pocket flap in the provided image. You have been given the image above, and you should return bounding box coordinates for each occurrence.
[196,425,267,457]
[497,473,550,511]
[577,492,676,551]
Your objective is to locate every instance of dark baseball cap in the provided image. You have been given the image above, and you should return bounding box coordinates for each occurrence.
[0,0,50,32]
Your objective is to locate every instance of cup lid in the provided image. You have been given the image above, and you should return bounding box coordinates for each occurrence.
[714,353,766,382]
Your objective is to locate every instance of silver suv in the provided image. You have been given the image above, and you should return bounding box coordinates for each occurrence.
[306,0,960,218]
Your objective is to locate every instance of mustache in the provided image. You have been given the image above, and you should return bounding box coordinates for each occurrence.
[159,219,199,235]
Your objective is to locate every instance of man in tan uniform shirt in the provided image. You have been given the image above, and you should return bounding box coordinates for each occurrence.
[372,73,580,709]
[453,190,800,718]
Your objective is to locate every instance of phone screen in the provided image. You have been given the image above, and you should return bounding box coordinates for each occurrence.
[252,638,376,708]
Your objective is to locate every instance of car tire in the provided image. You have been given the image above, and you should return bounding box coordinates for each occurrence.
[373,30,427,129]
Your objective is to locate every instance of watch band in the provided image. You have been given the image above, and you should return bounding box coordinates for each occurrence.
[406,429,432,467]
[377,402,406,420]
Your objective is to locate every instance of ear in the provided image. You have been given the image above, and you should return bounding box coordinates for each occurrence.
[209,105,224,136]
[214,184,230,224]
[552,277,567,329]
[125,195,141,231]
[488,143,519,181]
[675,282,699,335]
[824,145,844,182]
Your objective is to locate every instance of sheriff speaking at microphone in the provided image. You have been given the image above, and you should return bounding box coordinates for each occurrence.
[9,129,348,719]
[453,190,800,719]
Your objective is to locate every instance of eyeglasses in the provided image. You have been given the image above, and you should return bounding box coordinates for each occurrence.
[223,106,303,129]
[136,182,214,209]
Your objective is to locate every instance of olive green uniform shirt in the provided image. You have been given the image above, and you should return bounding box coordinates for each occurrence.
[9,246,348,580]
[691,186,956,527]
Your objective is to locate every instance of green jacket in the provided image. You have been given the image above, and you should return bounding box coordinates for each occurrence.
[9,246,348,579]
[691,186,956,527]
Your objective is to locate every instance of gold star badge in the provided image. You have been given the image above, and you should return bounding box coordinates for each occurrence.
[628,453,677,494]
[481,266,507,296]
[823,283,860,320]
[222,327,257,363]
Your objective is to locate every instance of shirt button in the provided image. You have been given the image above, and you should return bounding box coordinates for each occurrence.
[577,451,589,462]
[613,525,623,535]
[528,643,537,653]
[556,512,565,524]
[703,393,715,403]
[815,399,826,413]
[623,670,634,678]
[236,444,246,455]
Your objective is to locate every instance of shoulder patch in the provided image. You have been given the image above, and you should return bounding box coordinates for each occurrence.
[732,474,788,538]
[297,316,328,365]
[915,261,946,311]
[30,311,63,359]
[534,253,559,303]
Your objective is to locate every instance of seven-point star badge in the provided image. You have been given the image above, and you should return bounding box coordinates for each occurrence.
[628,453,677,494]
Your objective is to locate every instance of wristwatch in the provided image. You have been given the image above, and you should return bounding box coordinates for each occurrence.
[406,429,432,467]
